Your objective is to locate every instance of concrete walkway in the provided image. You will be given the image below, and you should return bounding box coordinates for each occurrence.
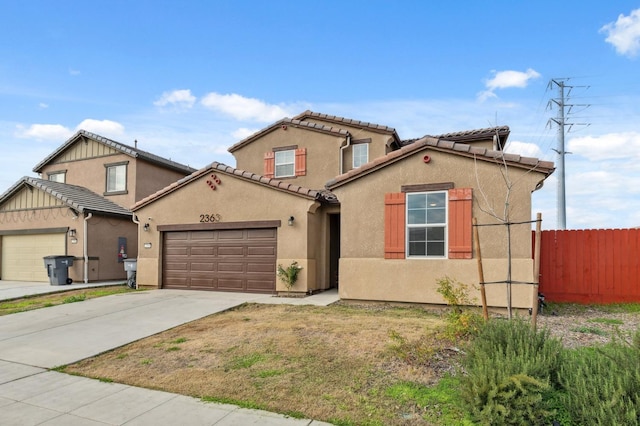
[0,284,338,425]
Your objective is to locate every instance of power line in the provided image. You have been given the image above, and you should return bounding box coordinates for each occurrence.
[547,78,590,230]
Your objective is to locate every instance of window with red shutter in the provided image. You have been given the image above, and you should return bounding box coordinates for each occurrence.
[447,188,473,259]
[264,152,275,178]
[295,148,306,176]
[384,193,406,259]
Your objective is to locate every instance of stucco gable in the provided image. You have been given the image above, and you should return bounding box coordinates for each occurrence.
[32,130,196,175]
[326,136,555,190]
[227,118,350,154]
[132,162,336,211]
[0,177,131,217]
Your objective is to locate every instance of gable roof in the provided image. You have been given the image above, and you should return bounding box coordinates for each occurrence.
[132,162,338,211]
[293,110,401,140]
[32,130,197,174]
[0,177,132,217]
[227,118,350,153]
[400,126,511,148]
[326,136,555,190]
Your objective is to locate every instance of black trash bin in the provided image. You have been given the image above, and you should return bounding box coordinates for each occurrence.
[43,255,75,285]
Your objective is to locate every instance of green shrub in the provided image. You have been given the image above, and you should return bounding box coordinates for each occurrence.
[559,329,640,425]
[460,319,563,425]
[436,276,483,339]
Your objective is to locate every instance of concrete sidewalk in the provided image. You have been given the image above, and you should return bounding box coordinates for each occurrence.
[0,287,338,425]
[0,280,125,301]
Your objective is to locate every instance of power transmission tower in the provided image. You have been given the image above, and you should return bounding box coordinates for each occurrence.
[547,78,590,229]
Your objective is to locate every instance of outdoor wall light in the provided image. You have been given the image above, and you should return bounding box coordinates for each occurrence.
[143,223,150,232]
[288,216,295,226]
[68,229,76,238]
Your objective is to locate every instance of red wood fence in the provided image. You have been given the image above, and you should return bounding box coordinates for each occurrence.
[534,229,640,303]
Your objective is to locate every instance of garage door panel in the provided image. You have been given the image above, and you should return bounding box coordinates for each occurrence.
[247,246,276,257]
[217,230,244,240]
[218,246,245,256]
[2,233,66,282]
[190,247,215,256]
[248,228,277,239]
[162,228,277,293]
[247,263,275,273]
[190,262,215,272]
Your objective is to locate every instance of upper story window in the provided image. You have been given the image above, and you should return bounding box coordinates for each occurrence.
[47,171,66,183]
[264,146,306,179]
[274,150,295,178]
[406,191,447,258]
[352,143,369,168]
[105,162,128,194]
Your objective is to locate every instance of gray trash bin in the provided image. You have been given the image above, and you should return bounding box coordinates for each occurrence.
[124,258,137,289]
[43,255,75,286]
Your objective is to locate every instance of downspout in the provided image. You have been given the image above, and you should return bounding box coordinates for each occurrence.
[83,213,93,284]
[339,134,352,175]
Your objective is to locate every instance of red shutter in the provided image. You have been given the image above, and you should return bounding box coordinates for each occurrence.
[448,188,473,259]
[264,152,275,178]
[295,148,306,176]
[385,193,406,259]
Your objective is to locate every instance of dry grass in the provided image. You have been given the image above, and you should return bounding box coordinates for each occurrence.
[63,303,455,425]
[0,286,134,316]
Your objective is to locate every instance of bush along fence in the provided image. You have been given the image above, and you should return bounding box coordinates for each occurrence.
[533,228,640,303]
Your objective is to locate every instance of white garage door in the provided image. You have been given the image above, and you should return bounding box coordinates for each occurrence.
[1,234,66,282]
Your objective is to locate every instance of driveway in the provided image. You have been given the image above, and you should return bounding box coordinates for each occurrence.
[0,286,338,425]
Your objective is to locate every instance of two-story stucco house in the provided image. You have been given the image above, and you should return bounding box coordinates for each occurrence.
[0,130,195,283]
[132,111,554,308]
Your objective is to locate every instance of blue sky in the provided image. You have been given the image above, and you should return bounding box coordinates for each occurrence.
[1,1,639,229]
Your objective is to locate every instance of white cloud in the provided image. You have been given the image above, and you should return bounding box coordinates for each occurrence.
[568,132,640,160]
[15,124,73,141]
[39,103,48,109]
[200,92,291,122]
[76,119,125,137]
[68,68,81,76]
[231,127,259,140]
[600,9,640,57]
[504,140,543,158]
[14,119,125,142]
[478,69,541,102]
[154,89,196,108]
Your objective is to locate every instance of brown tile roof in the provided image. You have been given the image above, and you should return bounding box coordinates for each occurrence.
[227,118,350,153]
[326,136,555,189]
[293,110,400,137]
[0,177,132,217]
[33,130,197,175]
[400,125,511,147]
[132,162,337,211]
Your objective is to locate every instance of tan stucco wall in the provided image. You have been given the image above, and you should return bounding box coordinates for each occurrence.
[331,147,547,307]
[39,152,137,208]
[133,168,326,292]
[133,160,193,206]
[0,205,134,282]
[232,124,397,189]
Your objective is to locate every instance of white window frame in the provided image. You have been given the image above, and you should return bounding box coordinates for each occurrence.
[274,150,295,178]
[106,163,127,193]
[47,172,66,183]
[352,143,368,169]
[406,191,447,258]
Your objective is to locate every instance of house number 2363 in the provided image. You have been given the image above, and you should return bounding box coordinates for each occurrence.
[199,213,222,223]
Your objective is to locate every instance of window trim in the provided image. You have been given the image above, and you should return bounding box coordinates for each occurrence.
[352,143,369,169]
[47,170,67,183]
[406,191,448,259]
[104,161,129,195]
[274,149,295,178]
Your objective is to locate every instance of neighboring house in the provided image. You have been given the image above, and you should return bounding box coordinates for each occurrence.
[132,111,554,308]
[0,130,195,283]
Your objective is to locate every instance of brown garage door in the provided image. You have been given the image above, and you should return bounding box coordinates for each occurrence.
[162,228,277,293]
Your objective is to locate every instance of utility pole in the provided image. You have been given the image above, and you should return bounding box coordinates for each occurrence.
[547,78,589,230]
